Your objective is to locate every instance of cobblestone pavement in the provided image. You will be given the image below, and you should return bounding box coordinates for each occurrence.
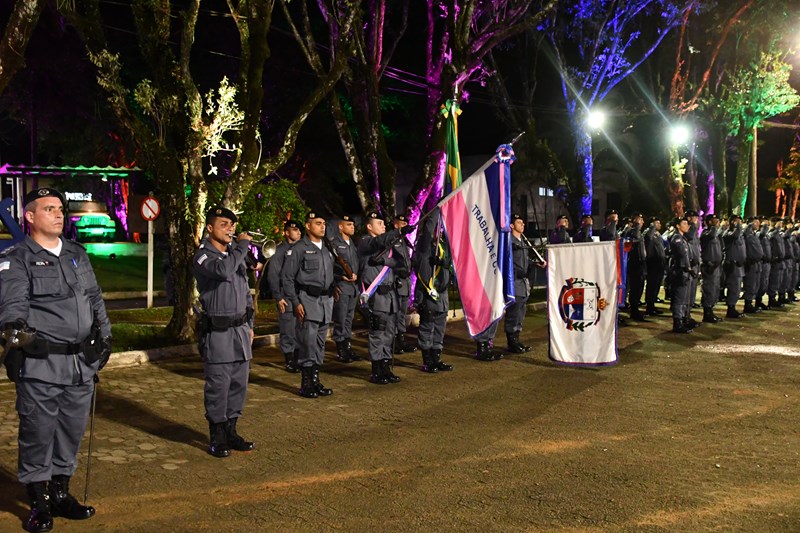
[1,306,800,532]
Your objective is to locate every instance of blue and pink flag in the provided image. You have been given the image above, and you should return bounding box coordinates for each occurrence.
[439,145,515,337]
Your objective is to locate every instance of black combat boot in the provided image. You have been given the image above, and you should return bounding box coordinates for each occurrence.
[421,349,438,373]
[672,317,692,334]
[284,351,299,373]
[431,349,453,371]
[726,306,744,318]
[770,294,784,308]
[335,340,353,363]
[208,422,231,458]
[779,293,788,305]
[789,291,799,303]
[25,481,53,533]
[299,366,319,398]
[381,359,401,383]
[369,360,389,385]
[312,364,333,396]
[685,315,699,329]
[394,333,416,354]
[225,418,255,451]
[645,304,664,316]
[506,333,531,353]
[49,475,95,521]
[757,298,770,310]
[476,341,503,361]
[344,339,361,361]
[630,307,649,322]
[743,301,759,314]
[702,307,722,324]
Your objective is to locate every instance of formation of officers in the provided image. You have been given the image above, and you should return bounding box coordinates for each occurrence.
[552,209,800,333]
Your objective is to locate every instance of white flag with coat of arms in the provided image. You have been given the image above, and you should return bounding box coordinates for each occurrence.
[547,241,619,365]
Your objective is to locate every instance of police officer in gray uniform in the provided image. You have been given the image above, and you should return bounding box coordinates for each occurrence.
[282,212,336,398]
[721,214,746,318]
[699,213,723,323]
[330,215,361,363]
[359,211,411,383]
[685,210,701,308]
[767,217,786,308]
[573,214,594,242]
[643,216,666,316]
[266,219,302,372]
[506,213,536,352]
[668,216,695,333]
[781,218,797,303]
[193,207,256,458]
[414,209,454,373]
[392,214,416,354]
[0,188,111,532]
[743,216,764,314]
[623,212,648,321]
[757,216,772,310]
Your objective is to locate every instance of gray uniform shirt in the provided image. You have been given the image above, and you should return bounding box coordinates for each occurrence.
[700,226,722,264]
[267,240,294,300]
[192,237,254,363]
[281,236,335,323]
[331,235,359,297]
[0,236,111,384]
[358,230,402,314]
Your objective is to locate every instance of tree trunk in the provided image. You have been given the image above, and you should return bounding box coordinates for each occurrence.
[708,125,727,215]
[685,142,699,213]
[0,0,45,96]
[667,145,685,217]
[572,121,593,217]
[731,133,751,216]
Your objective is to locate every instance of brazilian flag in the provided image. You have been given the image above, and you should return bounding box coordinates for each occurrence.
[441,99,462,199]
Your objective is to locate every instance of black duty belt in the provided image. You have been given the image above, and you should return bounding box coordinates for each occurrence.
[377,284,393,295]
[298,284,334,297]
[206,311,251,331]
[47,341,85,355]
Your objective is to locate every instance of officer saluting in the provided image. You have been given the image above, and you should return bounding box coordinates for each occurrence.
[0,188,111,532]
[265,219,302,372]
[669,216,695,333]
[392,214,416,354]
[193,207,256,458]
[281,212,336,398]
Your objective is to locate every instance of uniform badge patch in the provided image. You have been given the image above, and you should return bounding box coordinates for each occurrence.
[286,250,292,256]
[305,250,316,254]
[0,261,9,272]
[197,254,209,265]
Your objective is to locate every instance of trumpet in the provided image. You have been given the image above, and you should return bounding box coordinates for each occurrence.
[228,231,278,259]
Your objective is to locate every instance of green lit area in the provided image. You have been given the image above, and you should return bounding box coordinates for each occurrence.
[84,242,149,257]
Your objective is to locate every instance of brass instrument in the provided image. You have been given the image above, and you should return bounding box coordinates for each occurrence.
[520,233,546,266]
[229,231,277,259]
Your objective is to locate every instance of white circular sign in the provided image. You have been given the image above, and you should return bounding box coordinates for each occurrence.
[140,196,161,221]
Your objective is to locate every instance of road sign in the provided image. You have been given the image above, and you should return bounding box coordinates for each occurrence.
[140,196,161,221]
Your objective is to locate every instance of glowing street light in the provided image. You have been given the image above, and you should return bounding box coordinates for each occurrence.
[586,109,606,131]
[669,123,692,146]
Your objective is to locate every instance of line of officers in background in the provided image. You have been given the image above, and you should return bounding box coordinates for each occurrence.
[550,209,800,333]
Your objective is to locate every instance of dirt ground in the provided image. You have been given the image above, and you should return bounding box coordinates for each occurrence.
[1,303,799,532]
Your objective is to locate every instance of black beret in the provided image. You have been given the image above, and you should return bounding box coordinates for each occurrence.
[729,213,743,221]
[676,216,689,224]
[604,209,618,217]
[758,215,769,221]
[24,187,65,207]
[704,213,717,223]
[685,210,699,217]
[629,212,644,219]
[556,214,569,221]
[784,217,793,224]
[283,220,301,230]
[340,215,354,223]
[394,214,408,223]
[746,216,758,223]
[206,206,237,224]
[366,211,382,220]
[648,216,661,223]
[580,213,593,220]
[305,211,324,221]
[511,213,523,222]
[771,216,783,223]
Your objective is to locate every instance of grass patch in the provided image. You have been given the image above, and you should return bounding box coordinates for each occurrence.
[90,254,165,292]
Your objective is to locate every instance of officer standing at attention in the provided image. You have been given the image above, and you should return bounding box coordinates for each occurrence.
[266,219,302,372]
[699,213,723,323]
[0,188,111,532]
[506,213,538,353]
[282,212,336,398]
[573,213,594,242]
[721,214,747,318]
[193,207,256,458]
[330,215,361,363]
[685,210,702,309]
[623,212,648,321]
[359,211,411,383]
[668,216,695,333]
[742,216,764,314]
[756,216,772,310]
[781,218,797,304]
[391,214,416,354]
[643,216,666,316]
[413,209,454,373]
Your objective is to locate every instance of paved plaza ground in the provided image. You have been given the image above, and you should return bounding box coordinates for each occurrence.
[1,304,799,532]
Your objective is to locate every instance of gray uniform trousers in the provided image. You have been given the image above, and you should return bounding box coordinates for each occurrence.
[369,308,396,361]
[700,264,721,308]
[758,261,771,300]
[333,289,358,342]
[16,377,94,484]
[723,263,743,306]
[743,262,761,301]
[504,290,529,334]
[204,358,250,423]
[473,321,499,343]
[418,307,447,350]
[689,277,699,306]
[768,262,785,296]
[672,277,691,320]
[296,317,329,366]
[395,281,410,337]
[278,302,296,355]
[782,259,794,293]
